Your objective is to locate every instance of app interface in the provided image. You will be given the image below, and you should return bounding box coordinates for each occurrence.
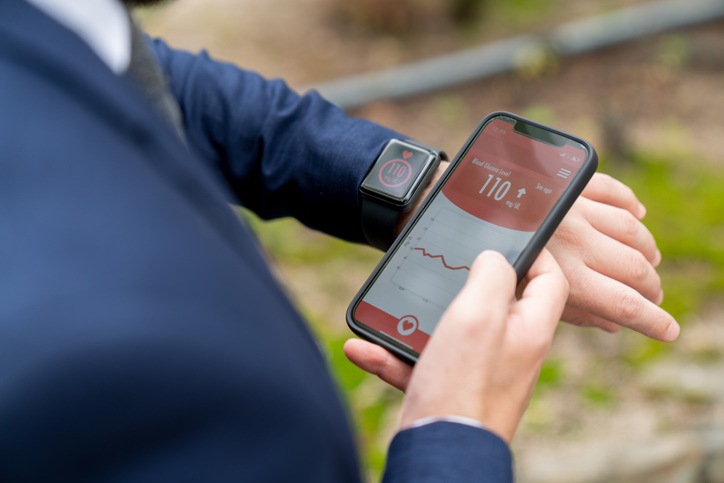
[354,117,587,355]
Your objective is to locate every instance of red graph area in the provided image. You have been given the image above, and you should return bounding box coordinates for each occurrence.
[413,247,470,271]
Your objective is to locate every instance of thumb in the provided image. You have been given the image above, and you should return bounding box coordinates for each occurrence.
[344,339,412,392]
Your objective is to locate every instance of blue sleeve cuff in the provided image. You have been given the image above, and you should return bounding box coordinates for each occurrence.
[149,37,401,243]
[383,421,513,483]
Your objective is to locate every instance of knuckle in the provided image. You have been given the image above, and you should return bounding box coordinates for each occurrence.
[607,174,635,199]
[596,173,637,204]
[552,266,571,296]
[619,182,636,201]
[651,270,663,292]
[597,173,620,195]
[613,288,644,322]
[566,263,589,292]
[456,315,495,342]
[446,304,496,336]
[626,252,650,283]
[529,336,553,357]
[521,338,554,364]
[620,212,640,238]
[552,216,587,249]
[595,172,614,187]
[561,273,571,297]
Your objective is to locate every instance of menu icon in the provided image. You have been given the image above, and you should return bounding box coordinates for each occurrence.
[557,168,571,179]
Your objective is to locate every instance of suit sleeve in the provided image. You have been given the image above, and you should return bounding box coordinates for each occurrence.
[383,422,513,483]
[149,38,400,243]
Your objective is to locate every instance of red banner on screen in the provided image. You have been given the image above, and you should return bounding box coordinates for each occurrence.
[442,120,586,232]
[355,301,430,353]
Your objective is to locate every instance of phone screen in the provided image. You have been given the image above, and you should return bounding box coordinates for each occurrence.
[352,115,589,356]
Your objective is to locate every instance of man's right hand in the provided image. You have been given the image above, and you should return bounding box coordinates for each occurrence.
[345,249,568,443]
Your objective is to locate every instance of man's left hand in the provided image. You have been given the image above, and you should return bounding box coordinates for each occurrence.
[392,166,678,342]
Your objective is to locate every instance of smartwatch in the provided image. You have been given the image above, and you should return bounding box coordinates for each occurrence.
[360,139,446,251]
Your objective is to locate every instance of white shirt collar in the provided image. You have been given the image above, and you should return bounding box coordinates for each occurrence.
[25,0,131,74]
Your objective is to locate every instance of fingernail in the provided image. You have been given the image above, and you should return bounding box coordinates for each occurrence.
[638,202,647,219]
[655,290,664,305]
[653,250,662,268]
[665,321,680,341]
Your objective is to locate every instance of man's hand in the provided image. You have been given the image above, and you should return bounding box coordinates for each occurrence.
[345,249,567,443]
[394,165,678,342]
[546,173,679,341]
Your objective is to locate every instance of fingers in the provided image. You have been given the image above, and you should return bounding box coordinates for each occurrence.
[587,244,663,304]
[343,339,412,392]
[580,197,659,264]
[581,173,647,220]
[566,267,679,341]
[561,306,621,333]
[523,248,568,294]
[509,249,568,340]
[579,231,663,304]
[400,251,553,438]
[552,199,663,309]
[441,251,516,334]
[579,198,661,267]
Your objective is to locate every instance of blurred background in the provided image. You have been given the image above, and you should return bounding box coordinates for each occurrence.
[141,0,724,481]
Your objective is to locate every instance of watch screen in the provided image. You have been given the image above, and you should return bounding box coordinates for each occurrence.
[361,141,435,203]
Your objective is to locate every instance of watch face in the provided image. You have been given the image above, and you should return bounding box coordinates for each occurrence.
[361,140,435,204]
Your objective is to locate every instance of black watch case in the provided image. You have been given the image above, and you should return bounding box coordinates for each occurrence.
[360,139,439,209]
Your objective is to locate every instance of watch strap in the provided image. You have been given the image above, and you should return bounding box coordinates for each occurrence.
[361,195,404,251]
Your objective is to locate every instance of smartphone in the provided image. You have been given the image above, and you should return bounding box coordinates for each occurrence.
[347,112,598,365]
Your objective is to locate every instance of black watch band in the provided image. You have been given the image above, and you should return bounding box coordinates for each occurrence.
[360,139,446,251]
[361,195,405,252]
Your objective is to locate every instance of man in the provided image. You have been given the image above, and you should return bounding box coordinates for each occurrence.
[0,0,677,481]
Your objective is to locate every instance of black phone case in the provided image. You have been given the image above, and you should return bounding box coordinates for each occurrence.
[346,111,598,365]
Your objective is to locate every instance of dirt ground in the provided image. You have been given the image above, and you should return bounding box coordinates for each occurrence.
[142,0,724,478]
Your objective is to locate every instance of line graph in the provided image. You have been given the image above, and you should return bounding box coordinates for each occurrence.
[359,193,538,338]
[413,247,470,271]
[390,208,519,308]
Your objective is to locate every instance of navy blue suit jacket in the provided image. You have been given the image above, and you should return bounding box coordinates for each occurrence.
[0,1,512,481]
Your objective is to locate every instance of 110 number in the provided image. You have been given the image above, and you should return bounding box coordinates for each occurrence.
[386,161,407,178]
[479,174,511,200]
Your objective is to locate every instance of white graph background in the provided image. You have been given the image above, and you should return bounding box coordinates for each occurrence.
[362,194,535,336]
[391,208,518,308]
